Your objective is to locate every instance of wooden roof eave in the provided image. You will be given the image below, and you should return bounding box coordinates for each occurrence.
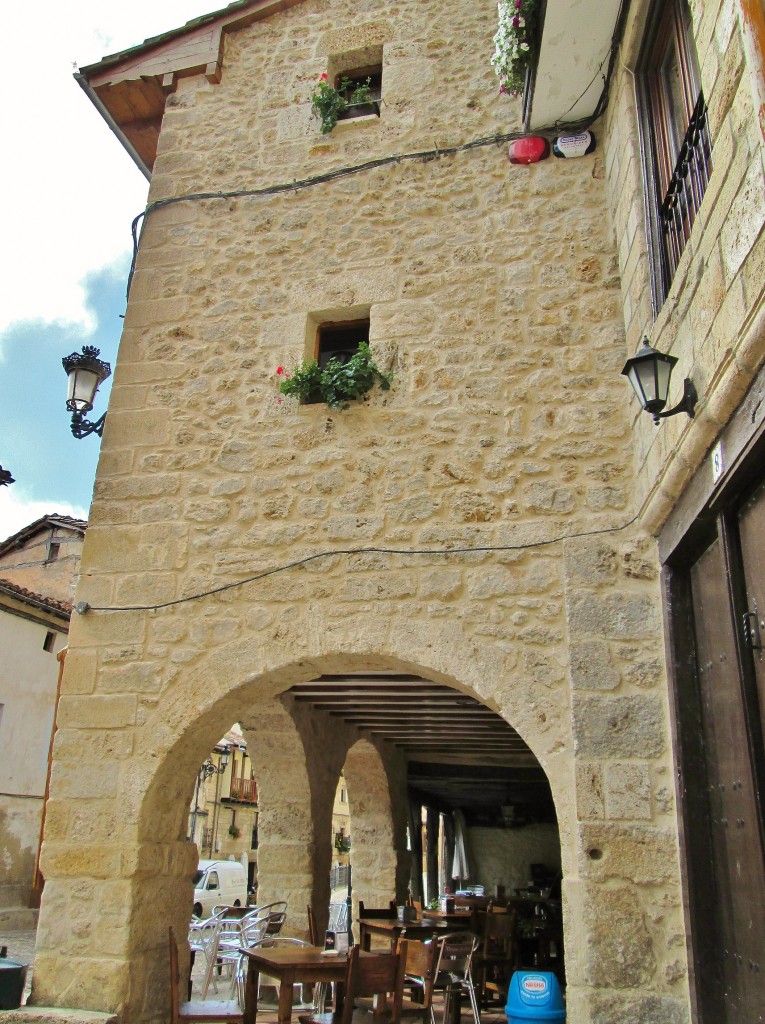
[76,0,306,175]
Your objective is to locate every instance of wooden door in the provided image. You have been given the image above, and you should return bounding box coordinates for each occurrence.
[689,533,765,1020]
[738,478,765,748]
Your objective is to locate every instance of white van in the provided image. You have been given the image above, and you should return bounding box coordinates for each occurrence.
[192,859,248,918]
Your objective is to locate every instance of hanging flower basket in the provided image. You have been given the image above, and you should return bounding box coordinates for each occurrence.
[491,0,540,96]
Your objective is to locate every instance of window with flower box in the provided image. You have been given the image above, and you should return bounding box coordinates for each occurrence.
[335,66,382,123]
[637,0,712,311]
[316,319,370,370]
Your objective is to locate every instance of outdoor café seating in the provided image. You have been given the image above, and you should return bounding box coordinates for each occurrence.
[170,926,243,1024]
[297,944,406,1024]
[188,916,225,999]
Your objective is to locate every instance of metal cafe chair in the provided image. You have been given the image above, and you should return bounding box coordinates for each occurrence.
[169,926,243,1024]
[432,932,481,1024]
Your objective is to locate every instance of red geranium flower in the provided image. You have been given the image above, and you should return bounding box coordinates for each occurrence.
[276,366,284,375]
[320,72,328,81]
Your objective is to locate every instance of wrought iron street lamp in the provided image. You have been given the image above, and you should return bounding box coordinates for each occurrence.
[189,748,231,844]
[62,346,112,439]
[0,466,14,486]
[621,338,697,426]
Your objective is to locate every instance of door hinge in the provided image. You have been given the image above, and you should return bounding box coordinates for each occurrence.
[742,611,762,650]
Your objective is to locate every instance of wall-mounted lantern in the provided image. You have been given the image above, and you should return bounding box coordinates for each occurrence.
[62,346,112,439]
[621,338,697,426]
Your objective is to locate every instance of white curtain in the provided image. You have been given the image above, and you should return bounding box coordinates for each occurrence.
[451,809,470,885]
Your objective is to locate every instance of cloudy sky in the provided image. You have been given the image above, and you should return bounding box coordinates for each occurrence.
[0,0,218,540]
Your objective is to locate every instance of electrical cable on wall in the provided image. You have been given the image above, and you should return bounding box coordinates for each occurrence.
[76,514,639,614]
[125,38,625,302]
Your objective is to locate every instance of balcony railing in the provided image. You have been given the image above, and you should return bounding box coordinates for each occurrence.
[228,778,258,803]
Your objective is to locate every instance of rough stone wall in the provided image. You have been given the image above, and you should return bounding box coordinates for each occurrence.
[35,1,693,1021]
[468,824,562,895]
[605,0,765,532]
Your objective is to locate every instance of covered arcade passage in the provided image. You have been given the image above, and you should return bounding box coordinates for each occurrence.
[33,654,568,1023]
[282,671,563,979]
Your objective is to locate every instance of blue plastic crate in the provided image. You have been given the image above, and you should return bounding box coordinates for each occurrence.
[505,971,565,1022]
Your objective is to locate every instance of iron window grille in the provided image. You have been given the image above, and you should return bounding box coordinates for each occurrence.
[637,0,712,310]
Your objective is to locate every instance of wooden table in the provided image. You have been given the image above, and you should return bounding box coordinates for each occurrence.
[420,909,475,928]
[357,916,451,952]
[241,945,348,1024]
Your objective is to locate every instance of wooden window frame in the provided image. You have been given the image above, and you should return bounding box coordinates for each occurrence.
[637,0,712,312]
[335,64,382,124]
[315,318,371,370]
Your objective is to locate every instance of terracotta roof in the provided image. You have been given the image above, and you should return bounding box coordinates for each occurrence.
[0,515,87,556]
[0,577,73,619]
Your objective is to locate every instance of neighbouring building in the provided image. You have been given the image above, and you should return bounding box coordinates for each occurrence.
[187,725,260,889]
[0,516,85,926]
[25,1,765,1022]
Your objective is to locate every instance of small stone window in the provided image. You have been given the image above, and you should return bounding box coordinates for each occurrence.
[316,319,370,369]
[43,631,56,653]
[45,539,60,563]
[335,65,382,124]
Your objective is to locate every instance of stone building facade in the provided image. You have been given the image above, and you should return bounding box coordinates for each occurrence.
[0,516,85,925]
[27,1,765,1022]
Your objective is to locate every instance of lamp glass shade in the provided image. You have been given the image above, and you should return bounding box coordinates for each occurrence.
[66,367,102,413]
[62,346,112,415]
[621,340,678,415]
[219,748,230,770]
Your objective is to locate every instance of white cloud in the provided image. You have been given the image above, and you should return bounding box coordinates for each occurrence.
[0,488,89,544]
[2,0,215,339]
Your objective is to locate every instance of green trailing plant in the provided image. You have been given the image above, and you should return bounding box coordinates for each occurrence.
[311,73,375,134]
[276,343,392,410]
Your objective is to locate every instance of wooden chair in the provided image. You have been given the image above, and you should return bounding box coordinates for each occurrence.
[473,908,516,1008]
[359,900,398,919]
[298,944,406,1024]
[307,905,320,946]
[306,905,327,1010]
[399,939,440,1024]
[169,927,243,1024]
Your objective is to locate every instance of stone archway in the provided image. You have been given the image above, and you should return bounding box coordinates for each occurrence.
[33,631,579,1024]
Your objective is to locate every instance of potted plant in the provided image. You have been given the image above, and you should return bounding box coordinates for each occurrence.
[276,343,392,410]
[311,73,378,134]
[228,824,241,839]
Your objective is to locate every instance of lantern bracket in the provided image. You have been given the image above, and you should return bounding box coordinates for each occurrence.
[70,410,107,439]
[652,378,697,426]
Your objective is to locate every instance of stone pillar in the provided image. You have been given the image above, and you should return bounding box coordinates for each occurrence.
[240,701,320,934]
[343,739,400,913]
[564,530,690,1023]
